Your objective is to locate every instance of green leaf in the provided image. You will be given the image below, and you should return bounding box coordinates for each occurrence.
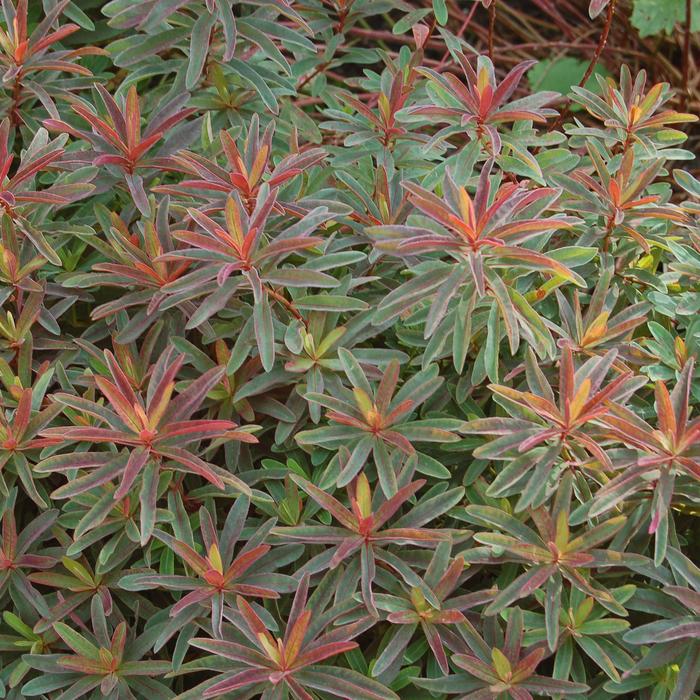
[631,0,700,37]
[186,13,215,90]
[432,0,448,25]
[227,58,279,114]
[52,623,101,661]
[253,297,275,372]
[528,57,610,108]
[295,295,368,311]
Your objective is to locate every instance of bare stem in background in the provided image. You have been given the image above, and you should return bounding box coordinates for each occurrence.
[682,0,692,110]
[549,0,617,132]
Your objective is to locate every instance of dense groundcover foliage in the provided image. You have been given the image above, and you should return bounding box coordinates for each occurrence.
[0,0,698,698]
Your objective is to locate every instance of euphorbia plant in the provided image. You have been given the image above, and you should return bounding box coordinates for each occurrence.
[569,65,698,151]
[156,115,326,214]
[411,53,559,153]
[0,120,94,265]
[273,472,463,615]
[464,474,637,652]
[553,255,650,361]
[296,350,463,495]
[45,85,195,215]
[593,358,700,564]
[464,345,646,510]
[555,144,688,253]
[64,201,198,343]
[0,0,104,124]
[0,2,696,698]
[0,384,62,506]
[368,161,585,372]
[372,542,491,676]
[38,346,256,542]
[160,189,341,370]
[22,596,172,699]
[119,498,293,637]
[174,572,397,700]
[0,492,57,616]
[28,555,128,633]
[524,586,635,684]
[414,608,589,699]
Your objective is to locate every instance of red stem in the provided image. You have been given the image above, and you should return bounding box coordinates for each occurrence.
[549,0,616,132]
[435,4,478,71]
[265,286,307,328]
[9,70,23,129]
[488,1,497,61]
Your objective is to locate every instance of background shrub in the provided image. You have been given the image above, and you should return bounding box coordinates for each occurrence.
[0,0,697,698]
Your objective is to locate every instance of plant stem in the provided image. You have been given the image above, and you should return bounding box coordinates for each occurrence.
[602,215,615,253]
[265,286,307,328]
[579,0,616,88]
[549,0,616,132]
[9,72,23,135]
[435,4,478,70]
[682,0,692,111]
[488,1,497,61]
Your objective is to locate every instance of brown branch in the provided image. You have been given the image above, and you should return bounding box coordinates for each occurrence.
[549,0,617,132]
[298,61,330,91]
[9,70,24,136]
[265,286,308,328]
[435,4,478,71]
[602,215,615,254]
[682,0,693,111]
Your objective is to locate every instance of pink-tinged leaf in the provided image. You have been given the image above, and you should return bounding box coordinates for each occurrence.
[114,447,150,500]
[162,366,225,423]
[284,608,312,664]
[12,388,32,440]
[157,419,237,440]
[452,654,499,683]
[485,565,557,615]
[31,23,80,53]
[202,669,271,697]
[125,86,141,150]
[589,0,610,18]
[372,480,426,530]
[155,447,225,490]
[225,544,270,581]
[235,596,273,646]
[10,149,64,186]
[125,172,150,216]
[520,675,589,695]
[422,621,449,674]
[512,647,546,682]
[72,104,125,151]
[50,455,128,499]
[170,586,215,616]
[665,586,700,614]
[94,376,140,430]
[43,426,137,444]
[156,531,209,574]
[254,236,324,263]
[377,528,451,543]
[295,640,359,668]
[294,667,399,700]
[386,610,419,624]
[57,655,108,674]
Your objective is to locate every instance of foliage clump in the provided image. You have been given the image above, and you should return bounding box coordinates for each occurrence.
[0,1,698,699]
